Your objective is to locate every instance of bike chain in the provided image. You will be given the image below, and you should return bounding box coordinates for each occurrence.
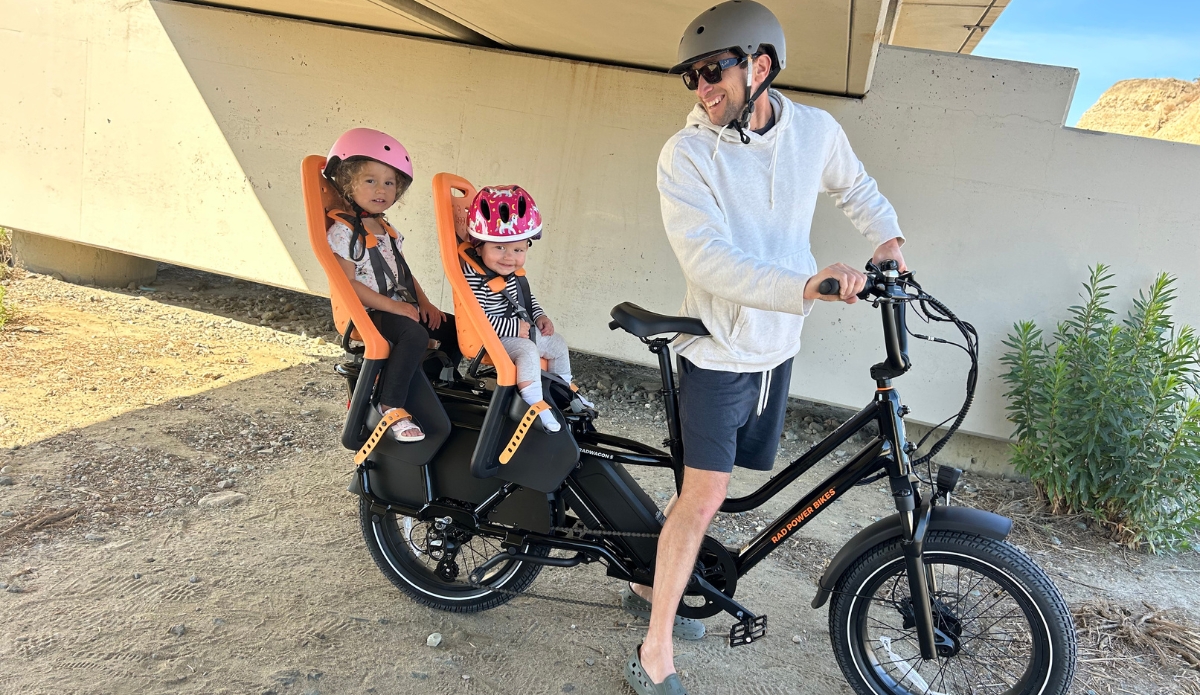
[466,525,658,611]
[550,525,661,539]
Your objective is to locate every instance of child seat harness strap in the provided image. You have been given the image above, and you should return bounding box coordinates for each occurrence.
[330,209,419,306]
[459,243,538,343]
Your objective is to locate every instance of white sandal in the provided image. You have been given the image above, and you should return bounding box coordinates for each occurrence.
[380,407,425,442]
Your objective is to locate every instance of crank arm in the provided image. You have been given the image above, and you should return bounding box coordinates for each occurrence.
[688,573,755,621]
[687,574,768,647]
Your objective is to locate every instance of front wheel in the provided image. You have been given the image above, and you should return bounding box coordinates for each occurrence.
[829,530,1077,695]
[359,496,549,612]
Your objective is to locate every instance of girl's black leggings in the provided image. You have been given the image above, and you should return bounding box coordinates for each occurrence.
[370,310,461,408]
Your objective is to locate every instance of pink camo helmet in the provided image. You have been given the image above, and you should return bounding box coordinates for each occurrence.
[467,186,543,244]
[323,127,413,184]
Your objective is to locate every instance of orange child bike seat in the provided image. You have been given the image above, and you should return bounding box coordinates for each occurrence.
[301,154,389,361]
[432,173,524,387]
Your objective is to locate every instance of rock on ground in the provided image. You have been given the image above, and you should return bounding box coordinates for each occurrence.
[197,491,247,508]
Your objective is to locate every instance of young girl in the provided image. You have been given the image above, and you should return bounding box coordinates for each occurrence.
[461,185,591,432]
[324,128,460,442]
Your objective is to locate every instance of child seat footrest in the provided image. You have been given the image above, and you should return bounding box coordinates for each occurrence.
[355,408,410,465]
[499,401,549,465]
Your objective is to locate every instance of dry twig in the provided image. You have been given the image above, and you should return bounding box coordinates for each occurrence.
[0,507,80,538]
[1075,600,1200,670]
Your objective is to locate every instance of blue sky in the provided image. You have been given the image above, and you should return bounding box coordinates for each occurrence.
[973,0,1200,125]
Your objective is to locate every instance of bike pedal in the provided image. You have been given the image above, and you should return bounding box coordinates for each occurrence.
[729,614,767,647]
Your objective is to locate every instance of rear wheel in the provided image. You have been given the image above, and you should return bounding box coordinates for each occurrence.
[359,496,550,612]
[829,530,1076,695]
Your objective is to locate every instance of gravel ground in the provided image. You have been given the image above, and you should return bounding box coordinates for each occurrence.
[3,267,1200,694]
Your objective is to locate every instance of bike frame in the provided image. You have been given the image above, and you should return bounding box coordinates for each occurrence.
[566,269,943,655]
[565,269,923,572]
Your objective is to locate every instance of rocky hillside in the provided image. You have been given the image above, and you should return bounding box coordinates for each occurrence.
[1078,77,1200,145]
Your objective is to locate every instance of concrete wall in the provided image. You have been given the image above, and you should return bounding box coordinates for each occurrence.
[5,0,1200,452]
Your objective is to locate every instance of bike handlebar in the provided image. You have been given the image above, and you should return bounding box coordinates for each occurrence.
[817,261,911,381]
[818,260,979,467]
[816,277,871,301]
[816,278,840,296]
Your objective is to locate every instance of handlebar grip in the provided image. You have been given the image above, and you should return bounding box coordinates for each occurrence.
[817,278,840,296]
[608,320,620,331]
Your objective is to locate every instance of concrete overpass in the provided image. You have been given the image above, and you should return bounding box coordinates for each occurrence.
[5,0,1199,472]
[187,0,1010,96]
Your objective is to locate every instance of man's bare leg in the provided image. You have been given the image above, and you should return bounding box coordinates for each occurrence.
[630,491,678,602]
[638,468,730,683]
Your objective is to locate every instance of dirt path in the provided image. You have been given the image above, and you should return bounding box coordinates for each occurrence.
[2,269,1200,694]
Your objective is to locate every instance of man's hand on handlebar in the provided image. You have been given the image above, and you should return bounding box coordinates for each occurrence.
[804,263,867,303]
[871,238,907,273]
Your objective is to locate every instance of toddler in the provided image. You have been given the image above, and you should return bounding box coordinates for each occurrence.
[324,128,459,442]
[461,185,591,432]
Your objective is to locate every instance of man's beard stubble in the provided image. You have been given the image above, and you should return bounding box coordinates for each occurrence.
[704,90,746,127]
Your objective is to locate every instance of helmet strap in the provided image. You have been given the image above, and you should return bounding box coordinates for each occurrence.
[346,198,384,219]
[342,199,386,261]
[733,60,781,144]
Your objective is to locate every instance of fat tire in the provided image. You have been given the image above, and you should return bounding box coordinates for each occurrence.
[359,496,549,612]
[828,530,1076,695]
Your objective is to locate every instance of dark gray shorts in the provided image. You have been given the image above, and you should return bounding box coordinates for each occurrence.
[677,356,793,473]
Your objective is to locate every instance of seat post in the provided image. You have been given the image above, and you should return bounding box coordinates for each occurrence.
[648,338,685,491]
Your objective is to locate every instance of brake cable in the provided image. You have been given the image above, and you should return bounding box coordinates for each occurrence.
[888,276,980,484]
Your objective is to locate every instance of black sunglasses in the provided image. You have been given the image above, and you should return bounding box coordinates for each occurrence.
[681,56,746,91]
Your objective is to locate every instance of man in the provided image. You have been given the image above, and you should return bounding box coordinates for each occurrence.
[622,2,906,693]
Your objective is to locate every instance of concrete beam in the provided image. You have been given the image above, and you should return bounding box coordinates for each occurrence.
[12,231,158,288]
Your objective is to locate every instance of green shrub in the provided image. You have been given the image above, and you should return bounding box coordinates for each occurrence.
[0,227,11,280]
[1001,265,1200,552]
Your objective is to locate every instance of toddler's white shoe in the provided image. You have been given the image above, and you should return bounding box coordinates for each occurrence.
[379,406,425,442]
[538,408,561,433]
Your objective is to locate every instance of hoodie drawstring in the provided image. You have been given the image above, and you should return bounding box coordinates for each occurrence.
[712,122,731,161]
[757,368,772,417]
[768,132,781,209]
[709,99,783,208]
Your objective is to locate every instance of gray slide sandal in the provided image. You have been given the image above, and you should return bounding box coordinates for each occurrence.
[626,644,689,695]
[620,584,706,640]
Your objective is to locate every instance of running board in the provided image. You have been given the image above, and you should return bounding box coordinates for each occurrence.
[468,547,586,584]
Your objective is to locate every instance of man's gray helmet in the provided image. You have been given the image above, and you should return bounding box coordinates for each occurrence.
[669,0,786,74]
[670,1,786,142]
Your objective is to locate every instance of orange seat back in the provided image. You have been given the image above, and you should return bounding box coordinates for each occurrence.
[432,173,517,387]
[301,154,389,360]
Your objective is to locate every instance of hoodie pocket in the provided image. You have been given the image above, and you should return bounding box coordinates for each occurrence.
[730,306,750,343]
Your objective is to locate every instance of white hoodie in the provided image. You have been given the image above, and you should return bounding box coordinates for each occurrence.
[658,90,903,373]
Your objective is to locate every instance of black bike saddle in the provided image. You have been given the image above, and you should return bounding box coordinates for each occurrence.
[609,302,709,338]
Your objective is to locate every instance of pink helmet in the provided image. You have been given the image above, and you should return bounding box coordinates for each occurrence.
[467,185,543,243]
[323,127,414,183]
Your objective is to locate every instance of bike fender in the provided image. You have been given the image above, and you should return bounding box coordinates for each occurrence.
[810,506,1012,609]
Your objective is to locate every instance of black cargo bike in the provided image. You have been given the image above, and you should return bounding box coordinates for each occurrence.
[335,260,1078,695]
